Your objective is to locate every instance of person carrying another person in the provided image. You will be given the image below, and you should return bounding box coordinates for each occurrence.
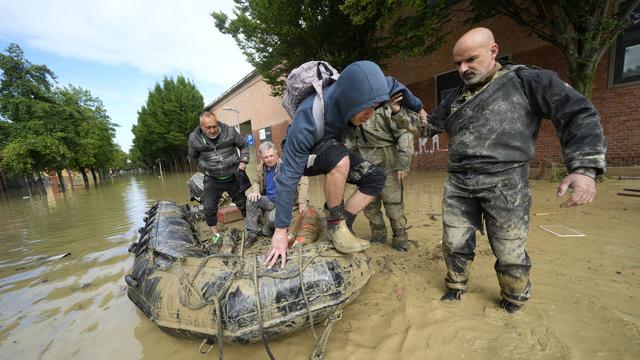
[244,141,309,247]
[265,60,425,269]
[346,94,420,251]
[188,110,251,241]
[396,27,606,312]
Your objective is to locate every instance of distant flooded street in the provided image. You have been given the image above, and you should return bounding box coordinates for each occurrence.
[0,171,639,359]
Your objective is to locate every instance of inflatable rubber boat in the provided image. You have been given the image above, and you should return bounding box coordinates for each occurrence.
[125,200,372,349]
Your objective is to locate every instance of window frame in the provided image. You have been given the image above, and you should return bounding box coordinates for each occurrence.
[609,1,640,87]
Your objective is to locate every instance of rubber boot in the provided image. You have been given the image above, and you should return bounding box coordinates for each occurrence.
[391,229,409,252]
[325,204,370,253]
[244,230,259,248]
[440,289,464,302]
[499,299,522,313]
[369,223,387,244]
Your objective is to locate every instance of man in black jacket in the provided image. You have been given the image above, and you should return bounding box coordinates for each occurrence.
[398,27,606,312]
[188,110,251,239]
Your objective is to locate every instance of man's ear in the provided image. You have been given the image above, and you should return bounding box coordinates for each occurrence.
[490,43,499,59]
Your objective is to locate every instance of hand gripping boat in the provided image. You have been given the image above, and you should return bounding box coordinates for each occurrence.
[125,200,372,357]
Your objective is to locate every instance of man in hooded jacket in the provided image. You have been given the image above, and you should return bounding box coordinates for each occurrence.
[265,60,424,269]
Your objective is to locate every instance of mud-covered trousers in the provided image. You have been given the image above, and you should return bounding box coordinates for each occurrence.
[363,166,407,244]
[442,165,532,306]
[203,173,248,227]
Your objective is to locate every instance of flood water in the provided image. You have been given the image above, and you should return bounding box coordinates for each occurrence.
[0,171,639,359]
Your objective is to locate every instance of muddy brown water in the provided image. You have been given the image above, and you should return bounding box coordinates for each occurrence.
[1,171,638,359]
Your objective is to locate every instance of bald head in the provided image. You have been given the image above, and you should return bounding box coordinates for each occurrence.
[452,27,499,86]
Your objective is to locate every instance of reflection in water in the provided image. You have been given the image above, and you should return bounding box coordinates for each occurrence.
[0,174,162,359]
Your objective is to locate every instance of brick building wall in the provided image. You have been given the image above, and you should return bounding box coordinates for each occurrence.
[207,74,291,161]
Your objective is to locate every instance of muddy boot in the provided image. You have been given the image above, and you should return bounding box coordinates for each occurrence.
[440,289,464,302]
[369,223,387,244]
[499,299,522,313]
[391,229,409,252]
[325,204,369,253]
[244,230,259,248]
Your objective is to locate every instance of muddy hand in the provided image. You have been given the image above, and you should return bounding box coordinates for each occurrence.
[557,173,596,207]
[265,228,288,269]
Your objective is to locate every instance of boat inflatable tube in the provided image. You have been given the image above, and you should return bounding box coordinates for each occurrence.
[126,200,373,344]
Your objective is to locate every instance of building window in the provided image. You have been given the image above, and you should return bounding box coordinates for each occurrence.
[436,56,509,104]
[612,3,640,85]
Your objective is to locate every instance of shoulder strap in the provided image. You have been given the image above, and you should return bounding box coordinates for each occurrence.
[312,94,324,141]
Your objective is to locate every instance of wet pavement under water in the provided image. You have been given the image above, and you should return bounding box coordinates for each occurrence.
[0,171,638,360]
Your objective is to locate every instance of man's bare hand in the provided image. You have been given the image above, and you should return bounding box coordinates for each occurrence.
[556,173,597,208]
[418,109,428,122]
[396,171,407,182]
[265,228,288,269]
[387,92,403,113]
[238,162,246,171]
[248,191,261,202]
[298,202,307,213]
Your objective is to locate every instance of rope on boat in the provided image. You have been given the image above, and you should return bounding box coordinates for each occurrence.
[310,309,343,360]
[298,244,317,341]
[253,255,277,360]
[176,239,345,360]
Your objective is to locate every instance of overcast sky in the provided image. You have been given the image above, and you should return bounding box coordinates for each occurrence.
[0,0,253,151]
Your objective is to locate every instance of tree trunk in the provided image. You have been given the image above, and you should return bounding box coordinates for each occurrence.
[91,168,98,186]
[173,156,180,173]
[35,171,47,195]
[24,175,33,197]
[0,169,7,193]
[80,168,90,188]
[67,169,76,191]
[566,55,598,98]
[56,168,66,192]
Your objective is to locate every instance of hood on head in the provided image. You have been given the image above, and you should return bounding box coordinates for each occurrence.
[326,61,390,124]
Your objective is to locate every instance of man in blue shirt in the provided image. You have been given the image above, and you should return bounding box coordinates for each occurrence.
[245,141,309,247]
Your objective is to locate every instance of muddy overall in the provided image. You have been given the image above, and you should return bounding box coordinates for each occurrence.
[442,165,532,307]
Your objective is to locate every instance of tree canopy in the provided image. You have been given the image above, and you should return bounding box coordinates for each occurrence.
[212,0,449,96]
[0,43,122,188]
[131,75,203,170]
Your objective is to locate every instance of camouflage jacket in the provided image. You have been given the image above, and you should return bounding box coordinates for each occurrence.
[346,105,416,172]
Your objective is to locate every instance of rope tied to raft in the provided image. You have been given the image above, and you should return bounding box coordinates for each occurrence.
[253,254,277,360]
[310,309,343,360]
[176,239,347,359]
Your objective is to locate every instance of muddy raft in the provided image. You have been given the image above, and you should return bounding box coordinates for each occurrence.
[125,200,373,348]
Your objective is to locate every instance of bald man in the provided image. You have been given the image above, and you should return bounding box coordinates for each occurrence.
[399,27,606,312]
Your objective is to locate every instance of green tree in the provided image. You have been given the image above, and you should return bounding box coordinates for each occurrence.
[0,43,67,194]
[131,75,203,172]
[211,0,449,96]
[55,84,119,186]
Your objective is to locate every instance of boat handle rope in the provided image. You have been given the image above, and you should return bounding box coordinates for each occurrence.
[297,244,318,341]
[310,309,343,360]
[253,255,277,360]
[175,240,349,359]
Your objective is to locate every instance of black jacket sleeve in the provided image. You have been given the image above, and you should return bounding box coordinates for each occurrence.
[516,67,607,175]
